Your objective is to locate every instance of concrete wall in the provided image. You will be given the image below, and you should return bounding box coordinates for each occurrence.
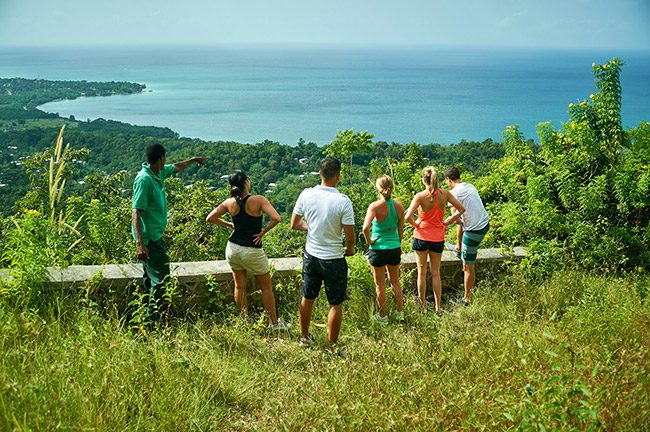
[1,247,527,313]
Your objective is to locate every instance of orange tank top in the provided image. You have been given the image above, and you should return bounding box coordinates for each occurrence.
[414,188,445,242]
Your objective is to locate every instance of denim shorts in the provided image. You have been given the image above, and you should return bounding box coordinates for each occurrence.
[412,238,444,253]
[368,247,402,267]
[301,251,348,305]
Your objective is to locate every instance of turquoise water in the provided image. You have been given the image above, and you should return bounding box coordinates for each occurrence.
[2,46,649,145]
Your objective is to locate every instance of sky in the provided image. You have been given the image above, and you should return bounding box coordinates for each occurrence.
[0,0,649,50]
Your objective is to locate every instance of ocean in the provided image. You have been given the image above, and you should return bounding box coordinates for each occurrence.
[1,45,649,146]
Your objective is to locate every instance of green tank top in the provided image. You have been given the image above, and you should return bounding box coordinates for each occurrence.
[370,198,400,250]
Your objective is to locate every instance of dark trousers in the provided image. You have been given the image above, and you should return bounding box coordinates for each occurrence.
[142,238,170,322]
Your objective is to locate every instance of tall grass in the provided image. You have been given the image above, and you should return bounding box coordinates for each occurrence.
[1,268,648,431]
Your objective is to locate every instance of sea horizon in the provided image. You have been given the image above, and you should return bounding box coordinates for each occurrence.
[2,45,649,146]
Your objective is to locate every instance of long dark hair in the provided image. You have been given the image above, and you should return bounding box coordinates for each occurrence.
[228,170,248,202]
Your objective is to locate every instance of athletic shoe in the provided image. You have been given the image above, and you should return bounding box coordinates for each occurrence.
[435,309,445,317]
[445,242,461,258]
[323,348,347,359]
[374,312,389,325]
[394,311,405,322]
[453,298,470,307]
[299,334,315,347]
[268,319,288,331]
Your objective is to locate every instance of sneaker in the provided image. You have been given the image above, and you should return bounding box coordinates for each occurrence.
[268,319,288,331]
[435,308,445,317]
[299,334,315,347]
[445,242,461,258]
[394,311,405,322]
[374,312,389,325]
[323,348,347,359]
[454,298,470,307]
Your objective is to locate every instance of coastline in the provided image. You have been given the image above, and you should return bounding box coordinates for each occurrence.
[3,46,649,145]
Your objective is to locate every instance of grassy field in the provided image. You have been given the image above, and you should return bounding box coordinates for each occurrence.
[1,267,648,431]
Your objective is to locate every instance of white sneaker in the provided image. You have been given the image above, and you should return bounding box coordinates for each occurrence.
[445,242,461,258]
[299,334,315,347]
[268,319,288,331]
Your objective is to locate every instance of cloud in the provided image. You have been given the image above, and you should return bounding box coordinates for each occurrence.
[498,10,528,27]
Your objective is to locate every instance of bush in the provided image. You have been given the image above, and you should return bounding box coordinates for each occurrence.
[483,59,650,272]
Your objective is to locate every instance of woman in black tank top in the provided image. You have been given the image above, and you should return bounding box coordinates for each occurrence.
[229,195,264,248]
[206,170,286,330]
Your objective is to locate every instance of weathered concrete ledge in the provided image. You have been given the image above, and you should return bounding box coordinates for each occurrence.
[1,247,526,312]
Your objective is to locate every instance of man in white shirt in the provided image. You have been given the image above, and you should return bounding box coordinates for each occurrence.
[444,166,490,305]
[291,157,355,355]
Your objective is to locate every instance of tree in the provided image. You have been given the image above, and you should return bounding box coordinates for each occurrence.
[325,129,374,186]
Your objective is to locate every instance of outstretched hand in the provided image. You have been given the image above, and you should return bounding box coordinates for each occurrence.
[194,157,208,167]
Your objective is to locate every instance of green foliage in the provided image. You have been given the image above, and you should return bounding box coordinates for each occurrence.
[77,118,177,139]
[483,58,650,271]
[164,179,230,262]
[1,210,57,303]
[0,127,92,304]
[326,128,375,186]
[262,222,306,258]
[203,275,239,317]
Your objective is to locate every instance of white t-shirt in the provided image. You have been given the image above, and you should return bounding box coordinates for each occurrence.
[293,185,355,259]
[450,182,490,231]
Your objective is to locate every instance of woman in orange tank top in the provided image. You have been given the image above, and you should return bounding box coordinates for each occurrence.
[405,167,465,315]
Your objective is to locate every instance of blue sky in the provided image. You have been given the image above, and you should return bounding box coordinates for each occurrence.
[1,0,649,50]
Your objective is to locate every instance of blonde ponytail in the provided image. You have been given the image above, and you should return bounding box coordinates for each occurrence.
[376,175,393,200]
[422,166,439,201]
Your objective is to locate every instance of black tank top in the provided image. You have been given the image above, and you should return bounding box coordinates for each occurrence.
[229,195,263,248]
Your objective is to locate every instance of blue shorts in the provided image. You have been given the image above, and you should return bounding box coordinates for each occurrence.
[412,238,444,253]
[301,251,348,306]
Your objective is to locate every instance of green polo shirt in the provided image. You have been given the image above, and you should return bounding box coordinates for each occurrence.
[132,163,176,244]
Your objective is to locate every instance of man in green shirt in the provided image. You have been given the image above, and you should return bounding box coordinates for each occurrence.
[132,143,207,323]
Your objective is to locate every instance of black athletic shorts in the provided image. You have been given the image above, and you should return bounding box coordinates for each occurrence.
[367,247,401,267]
[301,251,348,305]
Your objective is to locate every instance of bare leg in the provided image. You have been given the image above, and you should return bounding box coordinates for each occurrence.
[328,303,343,350]
[370,265,388,317]
[232,269,248,319]
[253,272,278,325]
[464,263,476,302]
[386,264,403,313]
[428,251,443,312]
[414,250,429,311]
[456,224,464,252]
[299,297,315,338]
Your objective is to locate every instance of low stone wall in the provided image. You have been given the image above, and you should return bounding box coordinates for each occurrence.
[1,247,527,313]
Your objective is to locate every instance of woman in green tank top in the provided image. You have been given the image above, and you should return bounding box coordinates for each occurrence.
[362,175,405,324]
